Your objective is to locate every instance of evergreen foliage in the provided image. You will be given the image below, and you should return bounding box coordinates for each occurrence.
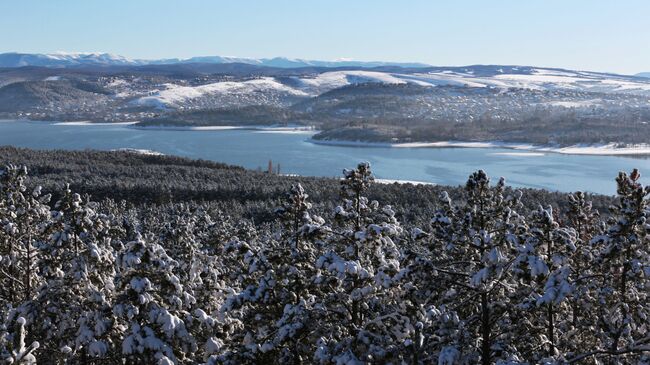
[0,155,648,364]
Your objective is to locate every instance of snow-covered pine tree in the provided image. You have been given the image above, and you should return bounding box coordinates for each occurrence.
[430,171,527,364]
[516,205,578,362]
[0,165,50,309]
[0,317,39,364]
[561,191,602,357]
[212,184,326,363]
[265,184,326,362]
[0,165,51,363]
[35,184,116,361]
[577,169,650,363]
[392,190,468,364]
[113,233,197,364]
[314,162,407,364]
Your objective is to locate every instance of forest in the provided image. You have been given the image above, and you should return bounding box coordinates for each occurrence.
[0,147,648,364]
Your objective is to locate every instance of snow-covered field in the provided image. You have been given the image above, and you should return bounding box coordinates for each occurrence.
[133,78,309,108]
[298,68,650,95]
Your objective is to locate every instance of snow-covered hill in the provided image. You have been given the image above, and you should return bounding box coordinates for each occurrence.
[395,68,650,95]
[124,67,650,109]
[3,52,648,98]
[133,77,309,109]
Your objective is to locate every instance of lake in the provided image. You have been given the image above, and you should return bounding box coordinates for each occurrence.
[1,120,649,195]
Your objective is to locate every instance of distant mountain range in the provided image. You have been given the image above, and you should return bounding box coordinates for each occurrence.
[0,52,431,69]
[637,72,650,78]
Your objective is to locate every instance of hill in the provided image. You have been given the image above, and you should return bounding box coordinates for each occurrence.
[1,63,650,146]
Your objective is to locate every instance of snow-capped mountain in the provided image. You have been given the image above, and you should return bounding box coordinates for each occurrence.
[637,72,650,78]
[0,52,429,69]
[0,52,140,68]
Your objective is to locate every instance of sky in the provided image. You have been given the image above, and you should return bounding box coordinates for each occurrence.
[0,0,648,74]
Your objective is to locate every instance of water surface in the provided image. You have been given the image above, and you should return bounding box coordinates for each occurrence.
[1,120,648,195]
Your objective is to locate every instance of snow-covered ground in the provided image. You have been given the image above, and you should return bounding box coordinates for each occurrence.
[132,77,309,108]
[489,152,546,157]
[111,148,164,156]
[291,68,650,96]
[397,141,650,155]
[283,174,435,186]
[375,178,435,186]
[311,139,650,156]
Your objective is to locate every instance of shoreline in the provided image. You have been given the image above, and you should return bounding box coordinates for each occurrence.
[54,121,139,126]
[130,124,317,133]
[310,139,650,156]
[374,178,435,186]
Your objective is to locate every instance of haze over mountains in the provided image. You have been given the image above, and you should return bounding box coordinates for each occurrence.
[2,51,649,77]
[0,52,431,69]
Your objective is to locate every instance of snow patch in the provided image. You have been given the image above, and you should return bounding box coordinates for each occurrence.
[53,121,139,126]
[375,178,435,186]
[112,148,164,156]
[312,139,650,156]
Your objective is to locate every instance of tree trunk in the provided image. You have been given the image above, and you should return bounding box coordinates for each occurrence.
[481,292,491,365]
[547,303,555,356]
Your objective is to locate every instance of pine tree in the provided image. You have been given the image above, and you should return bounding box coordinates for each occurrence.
[577,169,650,363]
[213,184,326,363]
[0,158,649,363]
[517,205,578,362]
[0,165,50,308]
[113,233,197,364]
[35,185,116,361]
[314,162,406,363]
[431,171,527,364]
[0,317,39,364]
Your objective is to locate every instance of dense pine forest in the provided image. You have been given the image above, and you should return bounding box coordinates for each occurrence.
[0,147,648,364]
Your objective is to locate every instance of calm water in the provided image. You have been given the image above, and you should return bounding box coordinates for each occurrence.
[1,120,649,195]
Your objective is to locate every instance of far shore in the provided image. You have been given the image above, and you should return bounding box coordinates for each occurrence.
[310,139,650,156]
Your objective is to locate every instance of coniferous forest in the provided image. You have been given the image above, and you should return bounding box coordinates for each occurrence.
[0,148,648,364]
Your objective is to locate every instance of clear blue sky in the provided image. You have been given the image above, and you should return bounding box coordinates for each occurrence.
[1,0,647,74]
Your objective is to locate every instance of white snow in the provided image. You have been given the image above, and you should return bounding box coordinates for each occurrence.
[112,148,164,156]
[53,121,139,126]
[547,100,599,108]
[375,179,435,186]
[254,130,317,134]
[312,139,650,156]
[295,70,411,93]
[133,77,309,107]
[489,152,546,157]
